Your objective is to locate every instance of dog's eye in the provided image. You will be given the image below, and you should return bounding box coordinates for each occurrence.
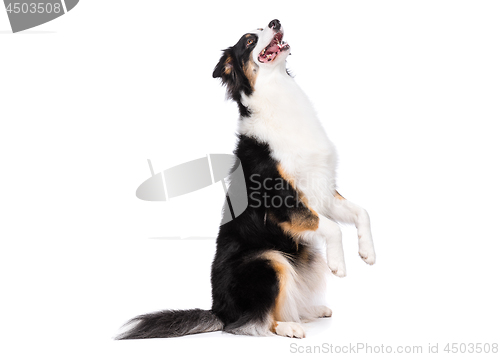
[247,39,254,46]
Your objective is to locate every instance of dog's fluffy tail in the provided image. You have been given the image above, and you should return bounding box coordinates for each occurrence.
[116,309,224,339]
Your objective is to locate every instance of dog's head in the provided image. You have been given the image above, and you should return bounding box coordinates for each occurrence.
[213,19,291,116]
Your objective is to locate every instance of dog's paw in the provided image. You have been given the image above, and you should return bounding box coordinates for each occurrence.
[275,322,306,339]
[358,237,376,265]
[314,305,332,318]
[328,261,346,277]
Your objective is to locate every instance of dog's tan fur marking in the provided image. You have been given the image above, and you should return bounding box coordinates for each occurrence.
[243,55,258,89]
[277,164,296,188]
[261,251,291,328]
[224,56,233,75]
[296,245,312,265]
[278,212,319,237]
[277,164,318,213]
[274,164,320,238]
[334,191,345,200]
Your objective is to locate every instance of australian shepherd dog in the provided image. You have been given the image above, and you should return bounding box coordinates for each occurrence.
[118,19,375,340]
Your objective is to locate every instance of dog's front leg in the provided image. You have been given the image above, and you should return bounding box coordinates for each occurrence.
[300,214,346,277]
[329,192,376,265]
[318,215,347,277]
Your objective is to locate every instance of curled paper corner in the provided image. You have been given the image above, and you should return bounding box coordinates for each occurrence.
[136,155,248,225]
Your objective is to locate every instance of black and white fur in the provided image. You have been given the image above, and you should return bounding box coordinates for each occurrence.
[117,19,375,340]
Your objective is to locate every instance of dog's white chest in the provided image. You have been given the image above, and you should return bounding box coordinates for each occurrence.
[239,94,338,214]
[274,134,338,215]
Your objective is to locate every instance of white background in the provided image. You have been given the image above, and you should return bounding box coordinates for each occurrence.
[1,1,499,356]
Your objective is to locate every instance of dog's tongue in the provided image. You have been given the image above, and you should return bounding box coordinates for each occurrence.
[267,44,280,54]
[259,34,285,63]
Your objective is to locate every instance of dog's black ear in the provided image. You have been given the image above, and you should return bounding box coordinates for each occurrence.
[212,47,251,114]
[213,49,234,79]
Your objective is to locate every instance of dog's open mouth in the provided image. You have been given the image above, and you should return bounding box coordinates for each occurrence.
[258,32,290,63]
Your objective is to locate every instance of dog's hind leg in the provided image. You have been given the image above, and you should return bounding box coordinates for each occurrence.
[218,251,306,337]
[275,321,306,338]
[263,252,308,338]
[312,305,332,318]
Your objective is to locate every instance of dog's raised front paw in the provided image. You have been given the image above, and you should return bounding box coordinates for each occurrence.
[328,260,346,277]
[358,238,376,265]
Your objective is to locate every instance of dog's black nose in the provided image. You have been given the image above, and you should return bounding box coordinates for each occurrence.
[268,19,281,31]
